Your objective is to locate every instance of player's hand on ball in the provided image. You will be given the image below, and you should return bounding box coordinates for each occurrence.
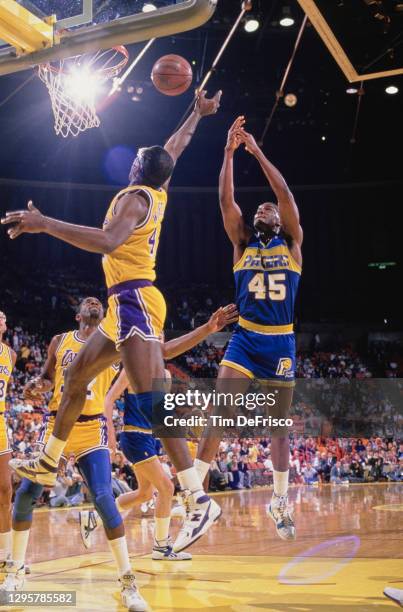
[239,129,260,156]
[207,303,239,333]
[1,201,46,239]
[195,89,222,116]
[225,116,245,153]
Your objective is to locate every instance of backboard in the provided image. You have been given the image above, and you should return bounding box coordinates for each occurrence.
[297,0,403,82]
[0,0,218,75]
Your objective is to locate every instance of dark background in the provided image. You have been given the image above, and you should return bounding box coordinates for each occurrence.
[0,0,402,328]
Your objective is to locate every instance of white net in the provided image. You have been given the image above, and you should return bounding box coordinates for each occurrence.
[38,47,128,138]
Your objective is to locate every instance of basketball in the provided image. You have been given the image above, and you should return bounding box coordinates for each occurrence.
[151,54,193,96]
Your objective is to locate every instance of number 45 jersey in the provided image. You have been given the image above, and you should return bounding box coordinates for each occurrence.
[221,234,301,382]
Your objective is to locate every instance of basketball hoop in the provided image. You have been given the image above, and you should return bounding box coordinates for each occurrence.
[38,46,129,138]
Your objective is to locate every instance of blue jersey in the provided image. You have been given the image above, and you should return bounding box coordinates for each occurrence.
[234,234,301,334]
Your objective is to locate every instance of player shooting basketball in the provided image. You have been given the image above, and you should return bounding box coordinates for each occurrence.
[192,116,303,542]
[2,90,223,553]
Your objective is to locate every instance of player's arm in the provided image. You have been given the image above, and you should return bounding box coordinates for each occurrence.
[220,117,252,248]
[240,130,303,247]
[104,369,129,453]
[163,304,238,360]
[163,90,222,188]
[1,193,148,252]
[23,334,60,401]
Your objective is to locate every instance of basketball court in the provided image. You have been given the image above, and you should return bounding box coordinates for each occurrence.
[0,1,402,611]
[10,483,403,611]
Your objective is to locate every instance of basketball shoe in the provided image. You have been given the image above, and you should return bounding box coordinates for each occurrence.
[0,561,25,592]
[79,509,100,549]
[9,454,57,486]
[268,493,296,541]
[152,538,192,561]
[173,492,221,552]
[384,587,403,607]
[120,573,148,611]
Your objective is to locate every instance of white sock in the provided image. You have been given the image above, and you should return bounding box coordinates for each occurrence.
[154,517,170,543]
[273,470,289,497]
[194,458,210,483]
[177,467,204,495]
[107,536,131,578]
[11,529,30,568]
[0,531,11,561]
[43,435,66,467]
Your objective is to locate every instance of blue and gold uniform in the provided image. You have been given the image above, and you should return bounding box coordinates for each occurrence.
[99,184,168,348]
[39,331,119,460]
[120,390,162,466]
[0,342,13,455]
[221,234,301,384]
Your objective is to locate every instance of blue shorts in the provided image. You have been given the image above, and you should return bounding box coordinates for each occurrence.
[120,431,160,466]
[221,326,296,384]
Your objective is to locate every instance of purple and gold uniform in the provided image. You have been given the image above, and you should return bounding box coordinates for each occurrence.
[0,342,13,455]
[38,331,119,460]
[99,184,167,348]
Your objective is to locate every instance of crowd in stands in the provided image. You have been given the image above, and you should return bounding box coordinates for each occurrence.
[2,321,402,508]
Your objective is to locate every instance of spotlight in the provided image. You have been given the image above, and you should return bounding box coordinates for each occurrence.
[385,85,398,94]
[142,3,157,12]
[244,17,260,32]
[284,93,297,107]
[280,6,294,26]
[346,87,358,94]
[321,135,326,141]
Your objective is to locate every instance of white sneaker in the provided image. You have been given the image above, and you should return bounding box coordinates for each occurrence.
[0,562,25,592]
[120,574,148,611]
[9,455,57,487]
[384,587,403,607]
[152,539,192,561]
[173,492,221,553]
[79,509,100,549]
[268,494,296,541]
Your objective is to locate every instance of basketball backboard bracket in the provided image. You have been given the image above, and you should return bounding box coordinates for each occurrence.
[0,0,218,76]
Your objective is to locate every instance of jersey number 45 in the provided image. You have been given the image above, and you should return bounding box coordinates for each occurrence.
[248,273,286,300]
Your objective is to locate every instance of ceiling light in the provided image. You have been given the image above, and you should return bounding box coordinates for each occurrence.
[385,85,398,94]
[284,93,297,107]
[280,6,294,26]
[346,87,358,94]
[244,18,260,32]
[143,3,157,12]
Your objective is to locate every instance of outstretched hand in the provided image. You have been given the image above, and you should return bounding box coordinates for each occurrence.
[1,201,47,239]
[238,128,261,156]
[225,115,246,153]
[207,303,239,333]
[195,89,222,117]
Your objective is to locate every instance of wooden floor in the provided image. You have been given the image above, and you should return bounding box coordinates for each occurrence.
[3,482,403,611]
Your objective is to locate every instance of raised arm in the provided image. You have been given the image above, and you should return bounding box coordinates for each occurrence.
[220,117,251,250]
[163,90,221,189]
[240,130,303,247]
[1,192,148,253]
[163,304,238,360]
[23,334,60,401]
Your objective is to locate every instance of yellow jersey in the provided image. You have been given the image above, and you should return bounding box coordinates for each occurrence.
[48,331,119,416]
[102,184,168,288]
[0,342,13,415]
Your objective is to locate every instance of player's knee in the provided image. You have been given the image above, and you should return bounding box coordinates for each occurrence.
[63,362,92,392]
[13,480,43,523]
[93,488,122,530]
[0,479,12,506]
[156,475,174,499]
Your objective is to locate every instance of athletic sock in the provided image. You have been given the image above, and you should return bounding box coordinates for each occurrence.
[107,536,131,578]
[42,435,66,468]
[0,531,11,561]
[154,517,170,544]
[11,529,30,568]
[194,458,210,483]
[177,467,204,497]
[273,470,289,497]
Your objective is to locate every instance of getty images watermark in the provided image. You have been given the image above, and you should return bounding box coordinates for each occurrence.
[151,381,295,438]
